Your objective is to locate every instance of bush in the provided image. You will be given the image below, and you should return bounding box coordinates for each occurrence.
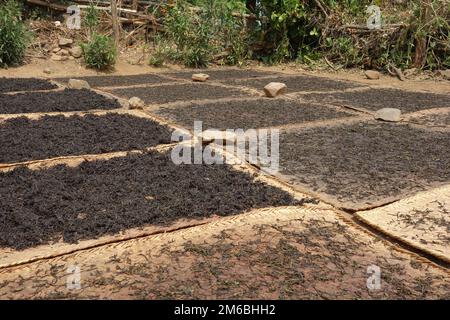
[0,0,31,67]
[84,2,100,36]
[253,0,449,70]
[149,36,174,67]
[150,0,249,68]
[81,34,117,70]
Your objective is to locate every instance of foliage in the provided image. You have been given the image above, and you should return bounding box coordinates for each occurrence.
[253,0,449,70]
[149,36,174,67]
[150,0,249,67]
[84,2,100,36]
[321,0,449,70]
[0,0,31,67]
[80,1,116,70]
[81,33,117,70]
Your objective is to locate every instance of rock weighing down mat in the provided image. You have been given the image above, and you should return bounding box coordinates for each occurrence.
[304,88,450,113]
[110,83,254,105]
[0,77,57,93]
[0,89,121,114]
[0,148,304,267]
[154,98,357,130]
[54,74,177,88]
[356,184,450,263]
[233,75,364,92]
[0,112,173,164]
[277,121,450,210]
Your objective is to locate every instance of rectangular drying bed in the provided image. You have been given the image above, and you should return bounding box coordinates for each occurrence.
[0,112,173,164]
[356,184,450,263]
[164,69,277,81]
[54,74,177,88]
[304,88,450,113]
[110,83,254,105]
[232,75,364,92]
[0,89,121,114]
[154,98,358,130]
[0,77,57,93]
[0,147,304,267]
[277,121,450,210]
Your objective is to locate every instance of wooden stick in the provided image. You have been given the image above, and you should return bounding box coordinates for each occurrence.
[26,0,67,11]
[314,0,329,18]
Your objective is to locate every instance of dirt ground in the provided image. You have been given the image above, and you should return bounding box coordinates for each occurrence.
[0,58,449,300]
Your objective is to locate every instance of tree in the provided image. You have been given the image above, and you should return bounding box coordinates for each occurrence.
[111,0,120,48]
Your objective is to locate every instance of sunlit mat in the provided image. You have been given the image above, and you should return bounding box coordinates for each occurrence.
[355,184,450,263]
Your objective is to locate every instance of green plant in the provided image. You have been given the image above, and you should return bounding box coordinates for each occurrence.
[149,36,174,67]
[81,33,117,70]
[325,35,362,67]
[255,0,323,63]
[84,1,100,36]
[151,0,249,67]
[0,0,31,67]
[164,2,213,67]
[226,24,251,66]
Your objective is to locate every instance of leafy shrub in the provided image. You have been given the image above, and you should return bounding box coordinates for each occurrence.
[150,0,249,68]
[0,0,31,67]
[84,2,100,36]
[150,0,448,70]
[254,0,449,70]
[81,34,117,70]
[163,2,212,67]
[149,36,174,67]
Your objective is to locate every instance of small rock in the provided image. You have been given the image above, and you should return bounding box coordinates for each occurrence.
[375,108,402,122]
[43,68,52,74]
[364,70,380,80]
[70,46,83,58]
[192,73,210,82]
[54,21,61,27]
[128,97,145,109]
[52,47,61,53]
[59,38,73,47]
[263,82,287,98]
[58,49,69,56]
[69,56,75,60]
[68,79,90,90]
[51,54,68,61]
[438,70,450,80]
